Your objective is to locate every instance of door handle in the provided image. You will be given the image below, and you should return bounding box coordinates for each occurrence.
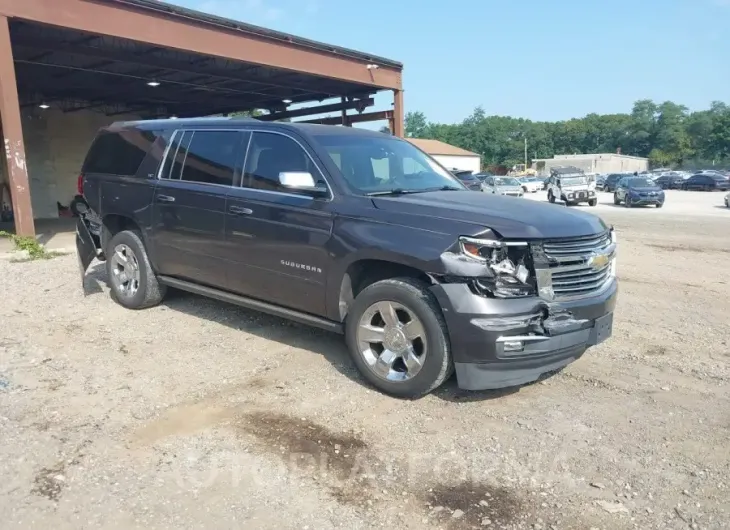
[229,206,253,215]
[157,195,175,203]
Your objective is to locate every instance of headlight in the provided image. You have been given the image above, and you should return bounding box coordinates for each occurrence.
[458,237,535,298]
[589,191,595,196]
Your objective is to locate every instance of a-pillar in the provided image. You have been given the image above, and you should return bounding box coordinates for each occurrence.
[0,16,34,237]
[392,89,404,137]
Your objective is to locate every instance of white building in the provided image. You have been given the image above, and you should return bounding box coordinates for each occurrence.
[532,153,648,177]
[406,138,481,174]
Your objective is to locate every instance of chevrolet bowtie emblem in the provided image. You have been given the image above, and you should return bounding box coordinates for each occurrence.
[589,253,610,270]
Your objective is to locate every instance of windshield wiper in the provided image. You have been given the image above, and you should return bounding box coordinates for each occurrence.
[367,186,462,196]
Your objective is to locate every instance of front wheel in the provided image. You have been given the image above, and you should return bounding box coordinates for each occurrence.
[613,193,620,205]
[106,230,166,310]
[656,202,663,208]
[548,191,555,203]
[588,198,597,207]
[345,277,452,399]
[624,196,632,208]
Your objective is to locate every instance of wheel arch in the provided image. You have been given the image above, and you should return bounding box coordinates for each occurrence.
[333,256,434,323]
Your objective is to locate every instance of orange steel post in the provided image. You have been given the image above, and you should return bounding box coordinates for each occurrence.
[392,89,404,137]
[0,16,34,236]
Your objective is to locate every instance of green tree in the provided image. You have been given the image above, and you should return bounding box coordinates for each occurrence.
[404,111,428,138]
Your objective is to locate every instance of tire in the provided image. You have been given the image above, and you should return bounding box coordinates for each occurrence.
[656,203,663,208]
[613,193,620,205]
[624,196,632,208]
[345,277,452,399]
[548,191,555,203]
[105,230,166,310]
[588,198,597,207]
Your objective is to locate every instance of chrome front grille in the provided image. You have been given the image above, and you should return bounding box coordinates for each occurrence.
[537,231,616,300]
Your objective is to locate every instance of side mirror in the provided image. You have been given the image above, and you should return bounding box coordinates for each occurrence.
[278,171,328,196]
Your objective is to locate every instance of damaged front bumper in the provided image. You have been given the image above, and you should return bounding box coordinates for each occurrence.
[429,279,617,390]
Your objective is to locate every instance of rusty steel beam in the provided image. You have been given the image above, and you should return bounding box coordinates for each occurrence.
[258,98,374,122]
[297,110,393,126]
[392,90,404,137]
[0,0,402,90]
[0,16,34,236]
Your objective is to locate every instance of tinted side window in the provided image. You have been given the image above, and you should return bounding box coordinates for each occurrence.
[243,132,321,192]
[179,131,243,186]
[137,129,173,178]
[82,129,155,175]
[160,131,192,180]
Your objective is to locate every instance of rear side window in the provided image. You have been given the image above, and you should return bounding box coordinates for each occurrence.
[160,130,244,186]
[82,129,156,175]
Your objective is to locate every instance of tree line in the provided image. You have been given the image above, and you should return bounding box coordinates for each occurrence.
[402,100,730,170]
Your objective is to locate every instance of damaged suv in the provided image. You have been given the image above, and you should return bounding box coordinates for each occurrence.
[76,118,617,398]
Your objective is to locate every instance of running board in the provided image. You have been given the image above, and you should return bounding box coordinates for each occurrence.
[158,276,343,334]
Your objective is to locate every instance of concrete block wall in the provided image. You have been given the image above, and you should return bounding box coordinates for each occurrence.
[0,108,137,219]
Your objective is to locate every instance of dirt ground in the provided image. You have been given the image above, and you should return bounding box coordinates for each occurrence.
[1,192,729,530]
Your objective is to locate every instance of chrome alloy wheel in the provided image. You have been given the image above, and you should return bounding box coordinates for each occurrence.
[110,244,140,297]
[356,301,427,382]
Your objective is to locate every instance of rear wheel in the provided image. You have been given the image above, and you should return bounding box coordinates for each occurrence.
[548,190,555,203]
[106,230,166,310]
[613,193,620,205]
[345,277,452,399]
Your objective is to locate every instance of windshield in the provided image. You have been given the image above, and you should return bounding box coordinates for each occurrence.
[494,177,520,186]
[627,178,653,187]
[560,176,587,186]
[316,134,464,194]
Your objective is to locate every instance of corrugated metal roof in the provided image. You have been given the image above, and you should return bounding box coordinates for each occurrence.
[406,138,479,157]
[110,0,403,69]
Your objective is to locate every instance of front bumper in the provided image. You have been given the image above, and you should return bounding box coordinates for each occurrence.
[561,192,595,202]
[629,194,664,205]
[430,279,618,390]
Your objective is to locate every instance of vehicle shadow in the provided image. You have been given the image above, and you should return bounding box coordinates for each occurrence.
[83,262,374,391]
[713,205,729,210]
[83,262,559,402]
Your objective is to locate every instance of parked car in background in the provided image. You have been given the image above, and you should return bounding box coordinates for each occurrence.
[603,174,625,193]
[654,173,684,190]
[75,117,618,398]
[595,175,607,189]
[725,192,729,208]
[452,170,482,191]
[613,177,665,208]
[518,176,542,193]
[681,174,730,191]
[473,172,494,182]
[481,175,524,197]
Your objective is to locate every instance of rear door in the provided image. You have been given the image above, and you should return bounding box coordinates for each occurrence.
[223,130,334,315]
[151,129,247,289]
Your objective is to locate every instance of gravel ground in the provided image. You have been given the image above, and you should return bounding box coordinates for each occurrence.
[1,195,729,530]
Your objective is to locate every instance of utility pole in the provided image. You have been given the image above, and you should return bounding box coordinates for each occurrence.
[524,137,528,171]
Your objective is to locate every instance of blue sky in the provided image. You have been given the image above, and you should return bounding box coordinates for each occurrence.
[172,0,729,124]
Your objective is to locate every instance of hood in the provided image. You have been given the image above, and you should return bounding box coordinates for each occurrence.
[629,186,662,193]
[371,191,607,239]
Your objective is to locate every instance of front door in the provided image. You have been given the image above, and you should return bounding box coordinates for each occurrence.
[223,131,334,316]
[151,129,247,289]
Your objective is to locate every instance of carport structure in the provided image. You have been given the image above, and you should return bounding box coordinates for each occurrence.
[0,0,404,237]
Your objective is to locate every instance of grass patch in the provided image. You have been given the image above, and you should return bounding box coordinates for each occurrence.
[0,230,65,260]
